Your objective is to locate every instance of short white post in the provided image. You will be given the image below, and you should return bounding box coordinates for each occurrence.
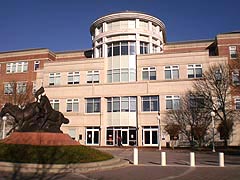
[161,152,166,166]
[133,147,138,165]
[190,152,195,167]
[219,152,224,167]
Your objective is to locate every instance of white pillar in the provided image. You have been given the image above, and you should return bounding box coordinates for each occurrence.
[133,147,138,165]
[161,152,166,166]
[2,116,7,139]
[219,152,224,167]
[190,152,195,167]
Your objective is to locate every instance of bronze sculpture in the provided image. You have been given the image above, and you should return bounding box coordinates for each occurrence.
[0,87,69,133]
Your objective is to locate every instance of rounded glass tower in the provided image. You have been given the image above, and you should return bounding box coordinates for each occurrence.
[90,11,166,83]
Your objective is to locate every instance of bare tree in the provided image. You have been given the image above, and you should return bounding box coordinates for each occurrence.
[164,123,181,149]
[193,63,238,147]
[0,81,34,107]
[0,81,34,136]
[166,91,212,148]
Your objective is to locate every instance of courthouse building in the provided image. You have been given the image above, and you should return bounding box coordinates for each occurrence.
[0,11,240,146]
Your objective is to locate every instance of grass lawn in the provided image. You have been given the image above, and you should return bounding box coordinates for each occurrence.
[0,143,113,164]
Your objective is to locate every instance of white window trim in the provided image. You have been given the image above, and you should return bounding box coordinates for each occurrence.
[164,65,179,80]
[66,99,79,112]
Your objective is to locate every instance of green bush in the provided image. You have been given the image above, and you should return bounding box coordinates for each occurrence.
[0,143,113,164]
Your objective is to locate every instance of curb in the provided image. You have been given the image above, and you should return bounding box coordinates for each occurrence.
[0,157,129,173]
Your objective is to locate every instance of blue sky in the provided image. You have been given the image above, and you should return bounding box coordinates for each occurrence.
[0,0,239,52]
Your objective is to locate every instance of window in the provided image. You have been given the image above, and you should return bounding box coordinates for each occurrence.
[229,46,237,59]
[49,73,61,86]
[4,83,13,94]
[140,42,149,54]
[17,82,27,94]
[141,96,159,112]
[232,69,240,86]
[68,72,80,84]
[187,64,202,78]
[235,98,240,110]
[50,99,60,111]
[69,128,76,140]
[66,99,79,112]
[87,70,99,83]
[6,61,28,73]
[96,45,102,58]
[107,96,137,112]
[166,96,180,110]
[85,98,101,113]
[189,96,204,109]
[34,61,40,71]
[107,41,136,57]
[165,65,179,80]
[142,67,156,80]
[107,68,136,83]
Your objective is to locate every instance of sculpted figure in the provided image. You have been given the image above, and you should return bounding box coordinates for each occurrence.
[0,87,69,133]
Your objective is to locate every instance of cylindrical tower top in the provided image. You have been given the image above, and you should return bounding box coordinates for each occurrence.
[90,11,166,58]
[90,11,166,42]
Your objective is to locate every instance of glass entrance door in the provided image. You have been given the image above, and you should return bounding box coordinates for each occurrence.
[106,127,136,146]
[86,127,100,145]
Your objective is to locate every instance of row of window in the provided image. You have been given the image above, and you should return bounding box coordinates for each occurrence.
[50,95,193,113]
[142,64,203,80]
[5,61,40,74]
[48,64,203,86]
[49,70,100,85]
[51,96,240,113]
[106,41,152,57]
[4,82,28,94]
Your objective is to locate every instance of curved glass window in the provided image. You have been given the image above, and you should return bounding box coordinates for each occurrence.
[107,41,136,57]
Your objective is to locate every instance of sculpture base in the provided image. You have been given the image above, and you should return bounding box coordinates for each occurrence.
[0,132,80,146]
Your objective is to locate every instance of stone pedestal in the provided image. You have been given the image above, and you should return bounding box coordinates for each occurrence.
[0,132,80,146]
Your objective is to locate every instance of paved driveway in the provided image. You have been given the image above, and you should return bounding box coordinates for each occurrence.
[1,148,240,180]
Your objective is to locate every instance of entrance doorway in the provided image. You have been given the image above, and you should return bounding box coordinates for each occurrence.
[106,127,136,146]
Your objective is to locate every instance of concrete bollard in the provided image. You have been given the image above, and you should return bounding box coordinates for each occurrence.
[133,147,138,165]
[219,152,224,167]
[161,152,166,166]
[190,152,195,167]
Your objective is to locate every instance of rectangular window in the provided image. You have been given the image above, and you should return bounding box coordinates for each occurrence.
[142,67,156,80]
[50,99,60,111]
[87,70,99,83]
[164,65,179,80]
[34,61,40,71]
[141,96,159,112]
[49,72,61,86]
[66,99,79,112]
[4,83,13,94]
[236,98,240,110]
[166,96,180,110]
[85,98,101,113]
[229,46,237,59]
[189,96,204,109]
[68,72,80,84]
[140,42,149,54]
[107,96,137,112]
[113,42,120,56]
[17,82,27,94]
[187,64,202,78]
[6,61,28,73]
[232,69,240,86]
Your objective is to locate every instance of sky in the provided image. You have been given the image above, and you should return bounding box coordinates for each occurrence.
[0,0,239,52]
